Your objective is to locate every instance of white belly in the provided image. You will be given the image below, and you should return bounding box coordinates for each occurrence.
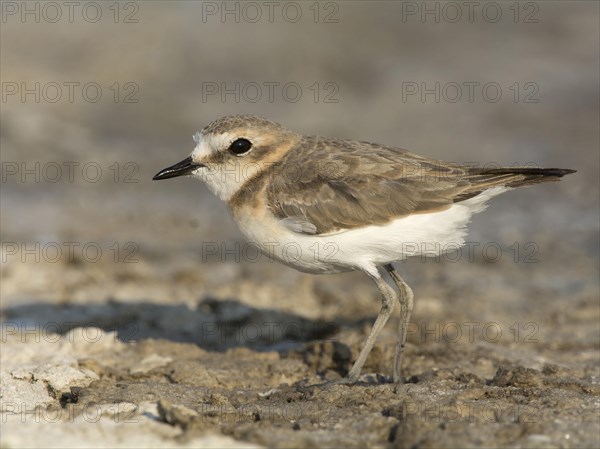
[234,187,509,277]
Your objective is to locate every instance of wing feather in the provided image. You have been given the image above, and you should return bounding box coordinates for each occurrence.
[266,136,570,235]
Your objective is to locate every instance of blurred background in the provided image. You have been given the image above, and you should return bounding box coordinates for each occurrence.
[1,1,598,345]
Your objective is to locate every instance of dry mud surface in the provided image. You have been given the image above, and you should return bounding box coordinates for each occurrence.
[1,2,599,448]
[2,245,599,448]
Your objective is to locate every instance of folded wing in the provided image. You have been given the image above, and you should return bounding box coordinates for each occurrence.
[266,136,575,235]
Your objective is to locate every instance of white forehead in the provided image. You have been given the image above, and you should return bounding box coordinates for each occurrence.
[190,131,229,160]
[192,132,225,157]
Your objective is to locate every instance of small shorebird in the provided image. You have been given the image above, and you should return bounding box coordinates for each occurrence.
[153,115,575,383]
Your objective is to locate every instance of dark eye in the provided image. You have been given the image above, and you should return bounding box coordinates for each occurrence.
[228,138,252,155]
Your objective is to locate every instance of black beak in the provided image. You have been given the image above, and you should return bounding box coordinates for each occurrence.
[153,156,203,180]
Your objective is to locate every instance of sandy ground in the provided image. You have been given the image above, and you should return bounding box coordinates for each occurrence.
[1,2,599,448]
[2,235,598,448]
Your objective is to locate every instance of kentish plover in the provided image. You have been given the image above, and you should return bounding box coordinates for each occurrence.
[154,115,575,383]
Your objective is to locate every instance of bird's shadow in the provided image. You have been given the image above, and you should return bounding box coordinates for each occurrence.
[1,296,346,353]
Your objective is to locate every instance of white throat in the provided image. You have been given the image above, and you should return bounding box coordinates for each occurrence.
[191,165,250,201]
[189,132,262,202]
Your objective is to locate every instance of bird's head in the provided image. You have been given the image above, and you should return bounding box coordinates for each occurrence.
[153,115,300,201]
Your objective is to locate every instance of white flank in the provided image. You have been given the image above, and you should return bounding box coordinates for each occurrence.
[237,186,511,277]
